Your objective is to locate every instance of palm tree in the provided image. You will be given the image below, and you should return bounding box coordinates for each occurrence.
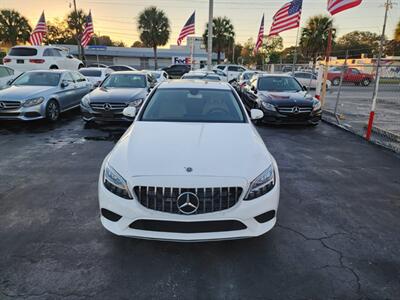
[203,17,235,63]
[0,9,31,46]
[67,9,88,60]
[395,20,400,42]
[300,15,336,68]
[137,7,170,70]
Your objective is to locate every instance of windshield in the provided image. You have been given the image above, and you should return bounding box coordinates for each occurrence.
[12,72,61,86]
[141,88,245,123]
[258,76,302,92]
[183,75,221,81]
[101,74,146,88]
[79,69,102,77]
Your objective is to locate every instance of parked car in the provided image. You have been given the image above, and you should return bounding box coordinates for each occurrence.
[292,71,332,90]
[98,80,280,241]
[0,70,91,121]
[143,70,169,84]
[88,63,109,68]
[241,74,322,125]
[328,67,374,86]
[181,71,222,81]
[214,64,247,83]
[108,65,137,72]
[3,46,84,72]
[79,67,113,87]
[162,64,191,78]
[0,65,16,89]
[80,71,154,123]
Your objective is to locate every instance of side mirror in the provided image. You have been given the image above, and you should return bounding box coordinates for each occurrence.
[66,54,74,59]
[251,86,257,94]
[122,106,137,118]
[250,109,264,120]
[60,80,69,88]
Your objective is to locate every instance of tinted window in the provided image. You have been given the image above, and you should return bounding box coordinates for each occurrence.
[182,74,221,81]
[228,66,239,72]
[141,88,245,123]
[217,66,225,70]
[109,66,131,71]
[0,67,9,78]
[258,76,302,92]
[101,74,146,88]
[9,47,38,56]
[79,69,102,77]
[351,69,360,74]
[63,73,75,83]
[13,72,61,86]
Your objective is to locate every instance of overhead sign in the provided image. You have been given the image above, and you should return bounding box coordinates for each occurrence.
[87,45,107,51]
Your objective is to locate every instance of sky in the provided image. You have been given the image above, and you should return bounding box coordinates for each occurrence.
[1,0,399,48]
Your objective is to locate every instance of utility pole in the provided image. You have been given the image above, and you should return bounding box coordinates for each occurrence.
[72,0,82,60]
[366,0,392,140]
[207,0,214,70]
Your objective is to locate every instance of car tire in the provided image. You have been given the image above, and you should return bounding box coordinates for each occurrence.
[332,78,340,86]
[49,65,58,70]
[45,100,60,122]
[362,78,371,86]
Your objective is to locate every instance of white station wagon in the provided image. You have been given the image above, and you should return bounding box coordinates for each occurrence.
[98,81,280,241]
[3,46,84,72]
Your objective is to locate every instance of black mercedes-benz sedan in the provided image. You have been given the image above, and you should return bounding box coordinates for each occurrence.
[241,74,322,125]
[80,71,155,123]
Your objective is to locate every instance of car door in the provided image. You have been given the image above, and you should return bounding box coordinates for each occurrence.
[58,72,77,109]
[71,71,92,103]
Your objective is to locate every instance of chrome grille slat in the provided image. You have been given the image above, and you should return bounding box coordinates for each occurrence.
[0,101,21,110]
[134,185,242,215]
[90,102,128,111]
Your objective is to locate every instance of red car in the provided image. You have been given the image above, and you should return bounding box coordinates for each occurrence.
[328,67,374,86]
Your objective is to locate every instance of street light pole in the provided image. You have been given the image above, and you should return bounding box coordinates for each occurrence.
[72,0,82,60]
[207,0,214,70]
[366,0,392,141]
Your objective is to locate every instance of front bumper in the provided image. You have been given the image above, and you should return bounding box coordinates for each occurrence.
[80,104,134,123]
[260,108,322,125]
[0,104,46,121]
[98,167,280,241]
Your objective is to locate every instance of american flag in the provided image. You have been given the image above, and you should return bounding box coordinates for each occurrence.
[254,14,264,54]
[327,0,362,15]
[81,11,94,48]
[269,0,303,36]
[29,12,47,46]
[177,11,195,46]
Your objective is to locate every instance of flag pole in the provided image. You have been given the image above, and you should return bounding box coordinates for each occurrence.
[207,0,214,70]
[190,36,195,70]
[291,25,300,74]
[320,24,333,106]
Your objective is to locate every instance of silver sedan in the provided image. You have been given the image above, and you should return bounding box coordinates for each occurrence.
[0,70,92,121]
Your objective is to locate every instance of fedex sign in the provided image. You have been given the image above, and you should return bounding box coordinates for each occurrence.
[172,56,191,65]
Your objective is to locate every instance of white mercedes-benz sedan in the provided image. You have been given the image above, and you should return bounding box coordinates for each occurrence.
[98,81,280,241]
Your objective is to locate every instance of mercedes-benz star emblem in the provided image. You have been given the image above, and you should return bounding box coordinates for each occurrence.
[292,106,300,114]
[103,103,112,111]
[0,102,5,110]
[185,167,193,173]
[177,192,200,215]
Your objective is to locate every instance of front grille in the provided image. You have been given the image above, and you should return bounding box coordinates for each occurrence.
[0,101,21,110]
[90,102,128,111]
[277,106,312,114]
[134,186,243,215]
[129,219,247,233]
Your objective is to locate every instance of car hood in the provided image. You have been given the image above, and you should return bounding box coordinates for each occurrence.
[108,122,272,180]
[0,85,57,100]
[258,91,314,106]
[88,87,147,103]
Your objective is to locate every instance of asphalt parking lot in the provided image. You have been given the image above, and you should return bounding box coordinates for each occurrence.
[1,109,400,300]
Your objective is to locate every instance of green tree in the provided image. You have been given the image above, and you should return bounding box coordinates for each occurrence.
[335,31,381,58]
[0,9,31,46]
[67,9,88,59]
[131,40,145,48]
[203,17,235,63]
[395,20,400,42]
[44,18,74,45]
[300,15,335,68]
[137,6,170,70]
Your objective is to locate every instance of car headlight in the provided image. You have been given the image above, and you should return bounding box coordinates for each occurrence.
[261,101,276,112]
[129,98,144,107]
[244,165,275,200]
[81,96,90,108]
[22,97,44,107]
[312,100,321,111]
[103,162,133,199]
